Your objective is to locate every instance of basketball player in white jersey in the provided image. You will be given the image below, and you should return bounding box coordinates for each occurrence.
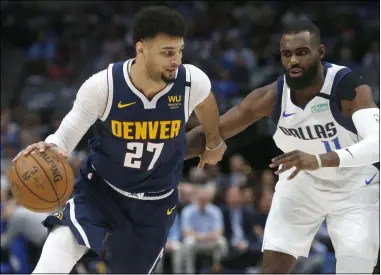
[186,20,379,273]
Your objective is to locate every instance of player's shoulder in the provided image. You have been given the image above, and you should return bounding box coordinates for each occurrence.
[182,64,210,83]
[326,62,351,75]
[327,62,365,101]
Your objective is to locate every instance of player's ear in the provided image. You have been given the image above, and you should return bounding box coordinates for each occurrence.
[318,44,325,60]
[136,41,144,55]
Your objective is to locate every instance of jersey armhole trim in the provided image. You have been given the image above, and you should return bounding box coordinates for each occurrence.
[330,68,357,134]
[100,63,114,121]
[184,65,191,122]
[270,76,284,125]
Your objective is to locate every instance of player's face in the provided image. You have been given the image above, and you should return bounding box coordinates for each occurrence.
[142,34,184,83]
[280,32,324,90]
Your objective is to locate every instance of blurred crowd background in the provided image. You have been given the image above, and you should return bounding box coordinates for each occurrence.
[1,1,379,274]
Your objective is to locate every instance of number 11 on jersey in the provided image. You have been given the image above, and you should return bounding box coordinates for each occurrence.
[322,137,342,152]
[124,142,164,170]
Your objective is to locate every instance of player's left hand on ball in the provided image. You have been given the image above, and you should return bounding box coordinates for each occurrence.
[269,150,320,180]
[198,140,227,169]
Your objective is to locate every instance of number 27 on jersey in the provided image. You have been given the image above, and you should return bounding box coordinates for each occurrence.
[123,142,164,170]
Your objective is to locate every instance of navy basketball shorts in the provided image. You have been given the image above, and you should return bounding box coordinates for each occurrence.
[43,160,178,274]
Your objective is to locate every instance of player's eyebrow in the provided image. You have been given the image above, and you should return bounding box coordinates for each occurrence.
[281,46,310,53]
[161,45,185,50]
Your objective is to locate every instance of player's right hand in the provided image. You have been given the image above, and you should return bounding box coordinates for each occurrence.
[12,142,68,163]
[198,139,227,169]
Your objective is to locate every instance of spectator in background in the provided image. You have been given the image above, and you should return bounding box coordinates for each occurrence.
[94,24,124,72]
[26,30,57,75]
[18,112,44,149]
[242,186,256,208]
[211,70,240,105]
[1,108,20,170]
[223,39,257,72]
[27,30,57,63]
[231,53,250,94]
[182,186,227,273]
[362,40,380,71]
[156,215,183,274]
[362,40,380,106]
[338,47,358,70]
[188,166,208,185]
[260,169,276,191]
[1,195,49,273]
[220,186,262,271]
[204,163,224,197]
[252,187,274,243]
[178,183,196,213]
[226,154,248,187]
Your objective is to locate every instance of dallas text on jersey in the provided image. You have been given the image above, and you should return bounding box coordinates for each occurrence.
[278,122,337,140]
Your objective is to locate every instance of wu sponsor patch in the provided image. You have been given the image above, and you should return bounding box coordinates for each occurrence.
[168,95,182,109]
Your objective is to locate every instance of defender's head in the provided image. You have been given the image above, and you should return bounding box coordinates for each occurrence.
[280,20,325,90]
[132,6,186,83]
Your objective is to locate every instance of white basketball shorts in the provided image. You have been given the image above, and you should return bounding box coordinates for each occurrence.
[262,170,379,264]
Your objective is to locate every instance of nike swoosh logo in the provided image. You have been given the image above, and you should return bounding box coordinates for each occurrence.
[365,173,378,185]
[282,111,296,117]
[167,206,176,215]
[345,149,354,159]
[118,101,136,108]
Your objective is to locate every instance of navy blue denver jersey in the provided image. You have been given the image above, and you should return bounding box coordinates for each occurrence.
[88,59,191,193]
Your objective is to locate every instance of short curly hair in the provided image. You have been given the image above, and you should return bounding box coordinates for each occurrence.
[281,20,321,45]
[132,6,186,45]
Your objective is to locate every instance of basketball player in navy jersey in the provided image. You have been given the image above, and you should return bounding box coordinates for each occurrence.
[187,21,379,273]
[13,6,226,273]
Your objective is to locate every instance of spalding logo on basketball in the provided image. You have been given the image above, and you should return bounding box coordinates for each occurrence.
[9,149,74,213]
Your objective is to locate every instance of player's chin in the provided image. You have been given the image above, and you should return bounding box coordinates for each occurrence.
[162,72,176,82]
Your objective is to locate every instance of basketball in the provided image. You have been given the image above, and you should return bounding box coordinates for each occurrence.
[8,148,75,213]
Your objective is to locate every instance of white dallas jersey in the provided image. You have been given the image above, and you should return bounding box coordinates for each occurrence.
[272,62,379,190]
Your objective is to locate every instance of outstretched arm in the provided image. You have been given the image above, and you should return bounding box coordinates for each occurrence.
[186,82,277,159]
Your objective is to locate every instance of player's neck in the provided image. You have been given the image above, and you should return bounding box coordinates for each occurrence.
[129,58,167,99]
